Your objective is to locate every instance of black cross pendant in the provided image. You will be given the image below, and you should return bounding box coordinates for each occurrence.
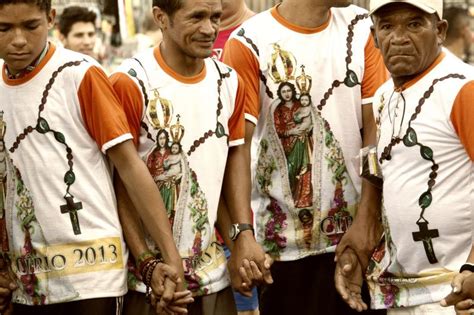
[412,221,439,264]
[60,196,83,235]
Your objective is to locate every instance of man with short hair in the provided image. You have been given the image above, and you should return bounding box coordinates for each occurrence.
[110,0,269,314]
[0,0,185,314]
[335,1,474,314]
[223,0,388,314]
[57,6,98,59]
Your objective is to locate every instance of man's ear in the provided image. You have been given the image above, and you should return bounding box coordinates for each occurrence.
[47,8,56,29]
[371,26,380,49]
[436,19,448,45]
[152,6,168,30]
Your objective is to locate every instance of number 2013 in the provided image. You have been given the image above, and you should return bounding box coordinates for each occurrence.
[73,244,118,267]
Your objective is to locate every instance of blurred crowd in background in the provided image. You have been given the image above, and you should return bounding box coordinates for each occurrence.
[48,0,474,73]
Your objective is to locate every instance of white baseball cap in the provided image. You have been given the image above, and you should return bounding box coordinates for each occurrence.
[369,0,443,19]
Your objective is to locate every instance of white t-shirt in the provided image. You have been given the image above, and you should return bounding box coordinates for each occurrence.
[368,51,474,309]
[0,44,130,305]
[111,46,245,296]
[224,4,387,261]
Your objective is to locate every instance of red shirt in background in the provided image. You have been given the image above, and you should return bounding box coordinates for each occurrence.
[212,25,240,61]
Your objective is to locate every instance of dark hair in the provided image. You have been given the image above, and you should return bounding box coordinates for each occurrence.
[58,6,97,37]
[170,142,182,153]
[156,129,170,149]
[142,12,160,33]
[0,0,51,12]
[444,7,469,41]
[277,82,297,102]
[152,0,182,16]
[299,93,312,103]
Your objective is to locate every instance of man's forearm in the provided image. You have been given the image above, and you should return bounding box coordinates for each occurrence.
[222,144,252,225]
[114,175,152,260]
[359,103,382,220]
[108,141,181,264]
[357,180,382,221]
[222,121,255,225]
[334,104,384,267]
[216,196,234,251]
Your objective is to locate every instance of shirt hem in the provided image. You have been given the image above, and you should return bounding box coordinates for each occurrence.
[268,245,337,262]
[13,287,127,306]
[229,138,245,147]
[245,113,258,125]
[101,133,134,154]
[362,97,374,105]
[369,280,452,309]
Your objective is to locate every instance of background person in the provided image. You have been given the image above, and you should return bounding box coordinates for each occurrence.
[443,6,473,63]
[57,6,103,61]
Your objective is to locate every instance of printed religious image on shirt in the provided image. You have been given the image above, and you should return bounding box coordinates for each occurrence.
[140,89,225,295]
[255,42,356,258]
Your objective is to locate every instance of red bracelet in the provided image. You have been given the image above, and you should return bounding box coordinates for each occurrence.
[138,256,155,280]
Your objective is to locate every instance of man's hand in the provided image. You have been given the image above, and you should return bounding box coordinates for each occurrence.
[335,214,382,271]
[149,262,193,314]
[227,232,273,297]
[441,271,474,313]
[150,287,194,315]
[335,247,368,312]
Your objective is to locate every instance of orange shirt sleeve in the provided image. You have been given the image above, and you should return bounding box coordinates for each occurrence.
[223,38,260,124]
[450,80,474,161]
[361,35,388,103]
[228,74,246,146]
[77,66,132,153]
[109,72,144,148]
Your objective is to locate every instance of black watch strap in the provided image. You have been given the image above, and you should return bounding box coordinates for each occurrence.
[237,223,254,234]
[460,263,474,273]
[230,223,254,241]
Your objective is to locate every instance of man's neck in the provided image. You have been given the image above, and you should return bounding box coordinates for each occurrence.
[159,42,204,77]
[277,0,331,29]
[220,3,254,30]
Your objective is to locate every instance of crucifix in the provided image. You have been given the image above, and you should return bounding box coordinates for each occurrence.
[412,221,439,264]
[60,196,83,235]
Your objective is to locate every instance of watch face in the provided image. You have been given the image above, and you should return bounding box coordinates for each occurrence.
[229,225,237,240]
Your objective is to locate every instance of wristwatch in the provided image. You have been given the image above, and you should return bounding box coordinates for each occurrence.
[229,223,254,241]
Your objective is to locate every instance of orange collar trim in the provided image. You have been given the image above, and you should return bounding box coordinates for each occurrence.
[3,43,57,86]
[153,46,206,84]
[270,4,331,34]
[399,52,446,91]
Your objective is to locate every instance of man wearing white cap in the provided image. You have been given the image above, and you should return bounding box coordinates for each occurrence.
[335,0,474,314]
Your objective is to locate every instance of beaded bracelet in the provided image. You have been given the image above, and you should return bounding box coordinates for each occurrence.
[137,251,155,268]
[141,257,163,304]
[138,256,155,280]
[460,263,474,273]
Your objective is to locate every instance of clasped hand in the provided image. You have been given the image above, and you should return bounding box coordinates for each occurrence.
[227,232,273,297]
